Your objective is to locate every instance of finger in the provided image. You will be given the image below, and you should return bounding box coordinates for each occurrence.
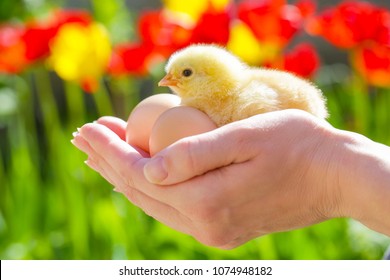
[72,131,100,157]
[96,116,127,141]
[78,122,235,213]
[72,131,178,210]
[75,123,142,190]
[77,123,185,202]
[85,155,194,236]
[143,120,255,185]
[119,186,193,236]
[84,157,119,188]
[79,122,140,164]
[72,134,122,188]
[76,123,257,245]
[93,118,149,157]
[72,125,141,192]
[83,151,195,236]
[72,124,197,235]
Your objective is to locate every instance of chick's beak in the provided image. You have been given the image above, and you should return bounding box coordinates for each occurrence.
[158,73,178,87]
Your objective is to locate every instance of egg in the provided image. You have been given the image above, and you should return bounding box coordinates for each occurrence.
[126,93,181,153]
[149,106,218,156]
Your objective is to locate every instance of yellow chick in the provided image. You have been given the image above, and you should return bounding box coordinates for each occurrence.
[158,44,327,127]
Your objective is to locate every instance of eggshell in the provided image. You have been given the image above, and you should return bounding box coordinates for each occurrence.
[126,94,181,153]
[149,106,217,156]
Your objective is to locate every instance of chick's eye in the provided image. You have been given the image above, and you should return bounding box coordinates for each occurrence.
[182,69,193,77]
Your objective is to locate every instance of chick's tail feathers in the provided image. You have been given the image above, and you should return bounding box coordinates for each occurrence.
[246,69,328,119]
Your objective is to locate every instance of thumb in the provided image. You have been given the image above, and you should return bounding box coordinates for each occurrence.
[143,123,251,185]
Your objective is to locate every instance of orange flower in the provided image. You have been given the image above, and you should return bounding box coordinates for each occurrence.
[0,24,30,73]
[138,10,193,57]
[0,9,93,74]
[353,43,390,87]
[307,1,390,48]
[307,1,390,87]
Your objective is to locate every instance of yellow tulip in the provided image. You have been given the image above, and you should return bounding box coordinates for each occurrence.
[227,20,280,66]
[163,0,230,23]
[48,22,111,92]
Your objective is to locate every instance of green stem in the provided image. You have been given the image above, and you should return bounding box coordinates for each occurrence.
[92,79,114,117]
[374,87,390,144]
[34,67,61,131]
[102,76,140,120]
[349,73,370,135]
[64,82,86,129]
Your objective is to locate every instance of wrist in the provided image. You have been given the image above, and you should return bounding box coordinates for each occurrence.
[334,130,390,235]
[302,124,349,220]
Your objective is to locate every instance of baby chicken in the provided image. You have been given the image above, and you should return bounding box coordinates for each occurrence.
[159,44,327,127]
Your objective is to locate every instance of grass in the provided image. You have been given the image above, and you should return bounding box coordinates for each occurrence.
[0,64,389,260]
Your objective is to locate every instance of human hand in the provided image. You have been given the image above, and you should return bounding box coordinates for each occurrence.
[72,110,349,248]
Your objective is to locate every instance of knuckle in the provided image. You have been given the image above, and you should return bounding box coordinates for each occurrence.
[223,124,256,160]
[122,187,153,219]
[171,138,201,177]
[123,167,135,189]
[175,138,201,175]
[187,139,203,175]
[122,187,140,207]
[234,127,256,150]
[122,154,143,188]
[115,165,134,189]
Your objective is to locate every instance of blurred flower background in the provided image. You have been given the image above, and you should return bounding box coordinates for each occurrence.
[1,0,390,260]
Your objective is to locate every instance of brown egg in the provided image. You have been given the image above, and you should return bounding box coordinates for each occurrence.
[126,94,181,153]
[149,106,218,156]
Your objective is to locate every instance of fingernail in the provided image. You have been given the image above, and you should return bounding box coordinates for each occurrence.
[72,127,81,137]
[84,159,98,172]
[84,159,92,168]
[70,139,78,147]
[144,156,168,184]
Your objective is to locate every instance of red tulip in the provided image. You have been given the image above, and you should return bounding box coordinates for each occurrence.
[295,0,316,18]
[238,0,305,47]
[138,10,193,57]
[189,3,231,45]
[353,43,390,87]
[281,43,320,78]
[108,43,162,76]
[111,10,192,76]
[134,4,232,71]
